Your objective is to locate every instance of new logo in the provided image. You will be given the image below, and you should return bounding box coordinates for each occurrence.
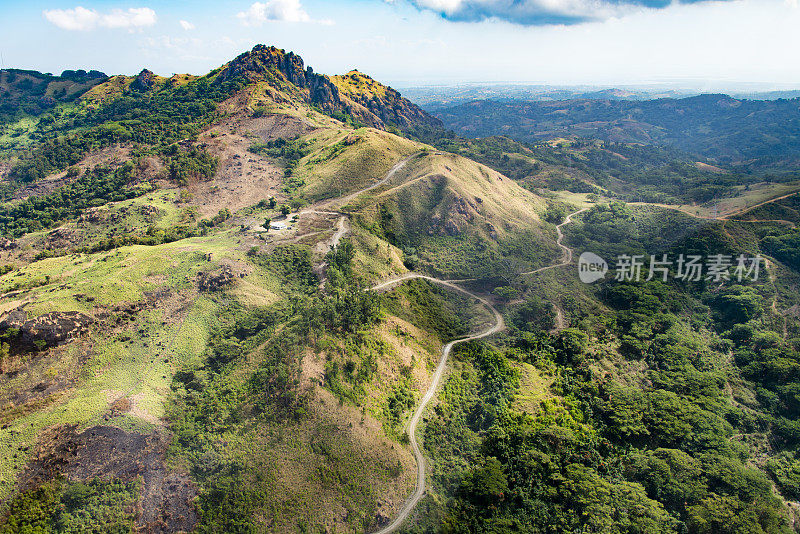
[578,252,608,284]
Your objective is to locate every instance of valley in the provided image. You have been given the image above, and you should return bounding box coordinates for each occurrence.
[0,43,800,534]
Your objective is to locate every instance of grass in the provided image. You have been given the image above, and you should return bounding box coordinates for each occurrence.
[80,75,134,107]
[0,116,39,149]
[352,151,560,279]
[330,71,389,100]
[14,188,198,255]
[512,361,555,414]
[348,222,407,285]
[717,181,800,216]
[0,295,221,498]
[295,128,421,202]
[628,181,800,219]
[1,231,240,314]
[0,231,252,499]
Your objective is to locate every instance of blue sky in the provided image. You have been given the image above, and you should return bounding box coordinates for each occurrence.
[1,0,799,89]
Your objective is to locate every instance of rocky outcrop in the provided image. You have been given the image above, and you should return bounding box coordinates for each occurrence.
[79,206,111,223]
[0,238,18,250]
[22,311,94,346]
[425,182,481,237]
[214,45,441,131]
[0,309,26,330]
[45,227,79,248]
[0,309,94,348]
[197,266,234,292]
[129,69,158,92]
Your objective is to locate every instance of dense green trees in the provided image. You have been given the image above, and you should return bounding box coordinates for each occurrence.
[416,203,796,533]
[0,478,138,533]
[762,229,800,271]
[0,163,155,237]
[418,340,682,533]
[165,146,218,185]
[513,295,556,332]
[5,74,239,186]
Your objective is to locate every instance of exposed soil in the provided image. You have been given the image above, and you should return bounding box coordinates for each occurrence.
[190,112,316,219]
[16,424,198,533]
[0,287,189,417]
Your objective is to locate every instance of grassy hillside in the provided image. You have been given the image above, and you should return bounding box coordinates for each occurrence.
[0,45,559,533]
[351,151,559,279]
[293,127,422,202]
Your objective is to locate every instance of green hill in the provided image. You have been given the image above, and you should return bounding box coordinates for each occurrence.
[1,44,800,534]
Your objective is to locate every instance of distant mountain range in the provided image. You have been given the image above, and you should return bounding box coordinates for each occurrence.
[401,84,800,110]
[428,94,800,171]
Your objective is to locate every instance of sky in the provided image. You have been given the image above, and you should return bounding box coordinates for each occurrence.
[1,0,800,90]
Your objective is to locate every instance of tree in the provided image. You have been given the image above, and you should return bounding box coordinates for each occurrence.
[709,286,763,326]
[514,295,556,331]
[555,328,588,363]
[460,457,508,505]
[493,285,520,302]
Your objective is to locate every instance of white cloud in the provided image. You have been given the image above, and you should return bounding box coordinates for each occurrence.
[43,6,157,31]
[43,6,99,31]
[101,7,157,28]
[237,0,314,25]
[179,20,196,30]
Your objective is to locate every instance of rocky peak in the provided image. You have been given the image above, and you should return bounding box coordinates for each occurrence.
[215,45,313,87]
[129,69,157,92]
[214,45,441,131]
[331,70,440,130]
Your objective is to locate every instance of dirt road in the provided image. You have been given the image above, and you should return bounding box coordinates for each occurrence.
[521,208,588,275]
[368,274,504,534]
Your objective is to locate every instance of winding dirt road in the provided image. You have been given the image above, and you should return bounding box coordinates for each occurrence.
[365,209,586,533]
[292,153,587,533]
[521,208,588,276]
[632,190,800,226]
[305,151,423,216]
[296,152,422,254]
[368,274,504,534]
[724,190,800,219]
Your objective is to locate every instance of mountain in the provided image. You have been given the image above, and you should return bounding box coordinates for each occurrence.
[433,94,800,170]
[1,44,800,534]
[0,69,107,121]
[212,45,441,130]
[0,44,550,533]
